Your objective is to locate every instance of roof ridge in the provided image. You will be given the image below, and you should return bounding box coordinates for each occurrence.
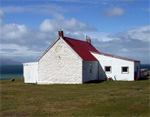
[64,37,86,43]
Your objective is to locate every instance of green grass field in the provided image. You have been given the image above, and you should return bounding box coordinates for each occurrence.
[0,78,149,116]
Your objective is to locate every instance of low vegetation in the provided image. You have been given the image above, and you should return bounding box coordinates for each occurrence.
[147,71,150,79]
[0,78,149,116]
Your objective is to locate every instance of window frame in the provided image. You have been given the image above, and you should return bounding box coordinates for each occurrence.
[104,66,112,73]
[121,66,129,74]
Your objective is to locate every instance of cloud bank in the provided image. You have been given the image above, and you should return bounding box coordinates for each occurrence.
[0,12,96,62]
[0,9,149,63]
[111,26,150,42]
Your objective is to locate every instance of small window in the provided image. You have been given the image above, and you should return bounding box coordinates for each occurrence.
[89,64,92,74]
[105,66,111,73]
[122,67,129,73]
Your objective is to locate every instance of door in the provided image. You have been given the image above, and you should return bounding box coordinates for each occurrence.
[134,72,138,81]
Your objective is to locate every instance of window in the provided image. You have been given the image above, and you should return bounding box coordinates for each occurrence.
[105,66,111,73]
[122,67,129,73]
[89,64,92,74]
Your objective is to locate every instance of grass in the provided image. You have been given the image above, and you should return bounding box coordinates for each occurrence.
[148,71,150,78]
[0,78,149,116]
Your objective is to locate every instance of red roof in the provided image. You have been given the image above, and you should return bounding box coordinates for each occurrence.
[64,37,99,61]
[39,35,140,62]
[92,51,140,62]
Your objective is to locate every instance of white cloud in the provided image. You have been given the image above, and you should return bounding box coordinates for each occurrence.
[65,31,85,40]
[0,44,42,57]
[39,16,97,32]
[0,14,97,62]
[126,26,150,42]
[85,32,119,42]
[88,26,150,43]
[87,26,150,63]
[0,23,58,53]
[101,7,125,17]
[1,24,27,40]
[111,26,150,42]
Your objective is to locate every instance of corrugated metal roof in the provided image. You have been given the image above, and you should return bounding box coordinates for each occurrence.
[64,37,99,61]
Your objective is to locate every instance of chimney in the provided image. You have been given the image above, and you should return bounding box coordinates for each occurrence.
[58,30,64,38]
[86,35,91,44]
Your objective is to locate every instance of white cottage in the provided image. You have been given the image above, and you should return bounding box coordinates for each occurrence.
[23,31,140,84]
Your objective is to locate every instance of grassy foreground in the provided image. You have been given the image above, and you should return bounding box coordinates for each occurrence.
[0,78,149,116]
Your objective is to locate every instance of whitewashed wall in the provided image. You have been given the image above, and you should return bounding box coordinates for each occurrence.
[38,38,83,84]
[134,62,141,79]
[23,62,38,83]
[83,61,99,83]
[91,53,135,81]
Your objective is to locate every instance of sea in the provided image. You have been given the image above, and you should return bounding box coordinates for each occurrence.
[0,65,23,80]
[0,64,150,80]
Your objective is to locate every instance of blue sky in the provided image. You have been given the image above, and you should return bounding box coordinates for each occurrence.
[0,0,150,63]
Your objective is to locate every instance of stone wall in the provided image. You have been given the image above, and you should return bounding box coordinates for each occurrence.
[38,38,83,84]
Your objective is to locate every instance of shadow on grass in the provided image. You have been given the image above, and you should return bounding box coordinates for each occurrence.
[84,80,106,84]
[85,78,149,83]
[138,77,149,81]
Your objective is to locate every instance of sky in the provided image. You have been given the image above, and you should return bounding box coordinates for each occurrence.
[0,0,150,64]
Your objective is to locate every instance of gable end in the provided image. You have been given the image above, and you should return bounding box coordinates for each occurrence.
[38,38,60,61]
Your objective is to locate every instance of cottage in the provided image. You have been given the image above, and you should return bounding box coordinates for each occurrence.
[23,30,140,84]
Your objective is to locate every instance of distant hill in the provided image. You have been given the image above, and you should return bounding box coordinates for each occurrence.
[0,58,22,65]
